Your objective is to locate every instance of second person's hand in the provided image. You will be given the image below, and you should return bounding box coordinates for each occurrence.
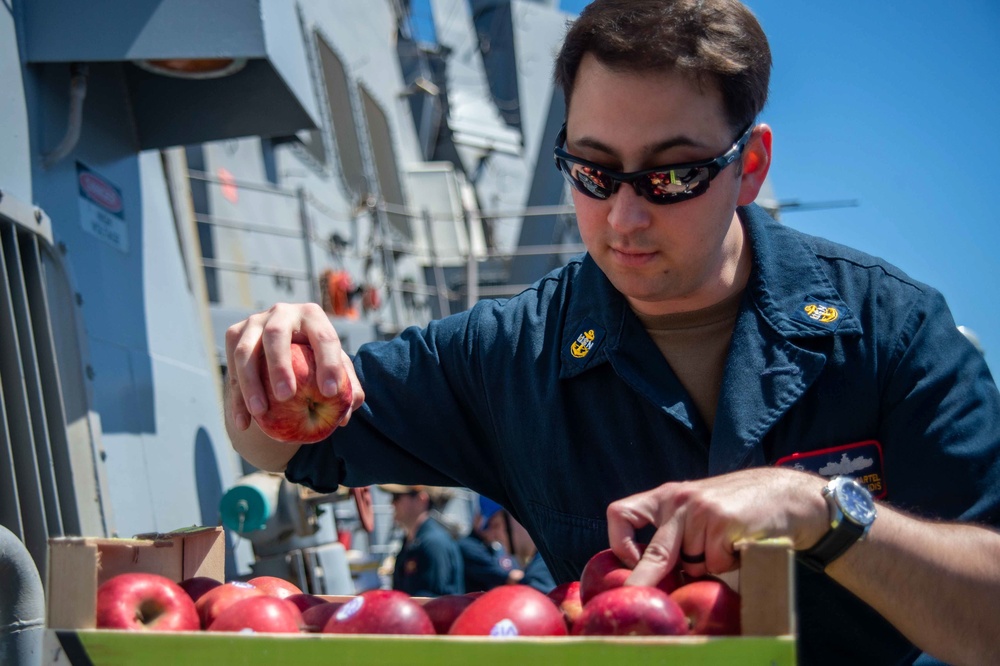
[606,467,830,587]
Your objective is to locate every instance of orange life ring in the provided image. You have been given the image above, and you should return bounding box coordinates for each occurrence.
[325,270,357,318]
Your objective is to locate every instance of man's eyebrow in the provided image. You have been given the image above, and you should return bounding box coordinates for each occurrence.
[571,134,707,159]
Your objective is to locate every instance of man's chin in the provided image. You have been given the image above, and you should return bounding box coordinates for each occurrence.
[604,272,670,302]
[620,284,709,317]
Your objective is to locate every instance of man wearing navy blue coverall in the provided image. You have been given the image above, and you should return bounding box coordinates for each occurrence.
[382,484,464,597]
[224,1,1000,663]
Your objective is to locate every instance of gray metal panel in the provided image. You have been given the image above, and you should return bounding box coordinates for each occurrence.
[0,8,32,203]
[28,109,158,437]
[261,0,321,125]
[6,232,66,539]
[509,0,570,160]
[316,35,368,198]
[24,0,267,62]
[1,189,110,544]
[360,85,410,241]
[133,151,254,574]
[24,0,320,150]
[508,87,569,285]
[35,245,104,539]
[0,377,24,543]
[40,0,326,132]
[303,542,355,595]
[0,224,50,575]
[469,0,522,131]
[125,59,319,150]
[0,193,52,248]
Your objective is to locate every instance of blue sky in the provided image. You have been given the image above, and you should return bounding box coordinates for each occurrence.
[414,0,1000,372]
[747,0,1000,374]
[558,0,1000,372]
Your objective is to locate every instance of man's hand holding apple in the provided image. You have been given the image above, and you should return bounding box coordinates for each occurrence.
[224,302,365,471]
[606,467,829,586]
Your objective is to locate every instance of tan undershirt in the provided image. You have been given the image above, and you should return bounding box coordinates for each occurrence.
[633,289,744,432]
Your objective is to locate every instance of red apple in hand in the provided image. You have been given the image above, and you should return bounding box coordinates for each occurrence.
[256,342,352,443]
[247,575,302,599]
[546,581,583,628]
[579,546,682,605]
[207,596,301,633]
[422,594,476,634]
[195,581,265,628]
[572,586,688,636]
[323,590,434,635]
[449,585,567,637]
[96,573,199,631]
[669,578,741,636]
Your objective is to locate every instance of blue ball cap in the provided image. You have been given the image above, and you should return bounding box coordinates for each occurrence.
[478,495,504,530]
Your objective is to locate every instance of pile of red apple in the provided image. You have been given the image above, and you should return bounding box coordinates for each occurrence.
[562,547,741,636]
[94,547,739,638]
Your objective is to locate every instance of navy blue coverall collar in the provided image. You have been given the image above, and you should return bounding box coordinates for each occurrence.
[558,204,864,474]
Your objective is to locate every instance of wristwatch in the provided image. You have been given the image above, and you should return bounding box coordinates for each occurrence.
[797,475,877,572]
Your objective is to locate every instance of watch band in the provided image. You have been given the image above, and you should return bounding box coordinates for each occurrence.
[797,513,865,572]
[797,476,874,572]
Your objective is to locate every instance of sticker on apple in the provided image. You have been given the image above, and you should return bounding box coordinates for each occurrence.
[336,596,365,621]
[489,618,519,638]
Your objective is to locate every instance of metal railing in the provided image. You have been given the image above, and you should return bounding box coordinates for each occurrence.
[188,167,583,325]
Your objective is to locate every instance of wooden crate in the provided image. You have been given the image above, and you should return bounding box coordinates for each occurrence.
[43,529,796,665]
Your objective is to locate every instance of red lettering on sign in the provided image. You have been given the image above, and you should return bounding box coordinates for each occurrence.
[79,172,123,212]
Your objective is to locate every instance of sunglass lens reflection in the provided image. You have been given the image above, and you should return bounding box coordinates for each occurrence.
[560,159,712,204]
[641,168,705,200]
[567,163,611,198]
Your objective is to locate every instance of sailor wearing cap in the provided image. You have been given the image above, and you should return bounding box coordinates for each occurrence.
[458,495,523,592]
[475,496,556,594]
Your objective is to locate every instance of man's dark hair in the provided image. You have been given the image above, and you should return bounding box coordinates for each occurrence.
[554,0,771,132]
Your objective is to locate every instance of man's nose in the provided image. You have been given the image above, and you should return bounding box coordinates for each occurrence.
[606,181,652,233]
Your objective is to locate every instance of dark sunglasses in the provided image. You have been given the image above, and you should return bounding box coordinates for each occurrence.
[553,123,755,205]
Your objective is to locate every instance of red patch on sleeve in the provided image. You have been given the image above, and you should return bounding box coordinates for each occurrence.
[775,440,886,499]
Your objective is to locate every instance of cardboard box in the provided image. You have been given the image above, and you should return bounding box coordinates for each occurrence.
[45,526,225,631]
[43,530,796,665]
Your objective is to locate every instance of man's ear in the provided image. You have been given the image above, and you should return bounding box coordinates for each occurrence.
[737,124,772,206]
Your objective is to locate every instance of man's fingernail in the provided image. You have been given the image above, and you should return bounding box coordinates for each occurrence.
[323,379,337,396]
[235,413,249,430]
[275,381,292,401]
[249,396,266,415]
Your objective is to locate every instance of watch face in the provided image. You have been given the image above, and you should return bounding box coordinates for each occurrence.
[836,480,877,526]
